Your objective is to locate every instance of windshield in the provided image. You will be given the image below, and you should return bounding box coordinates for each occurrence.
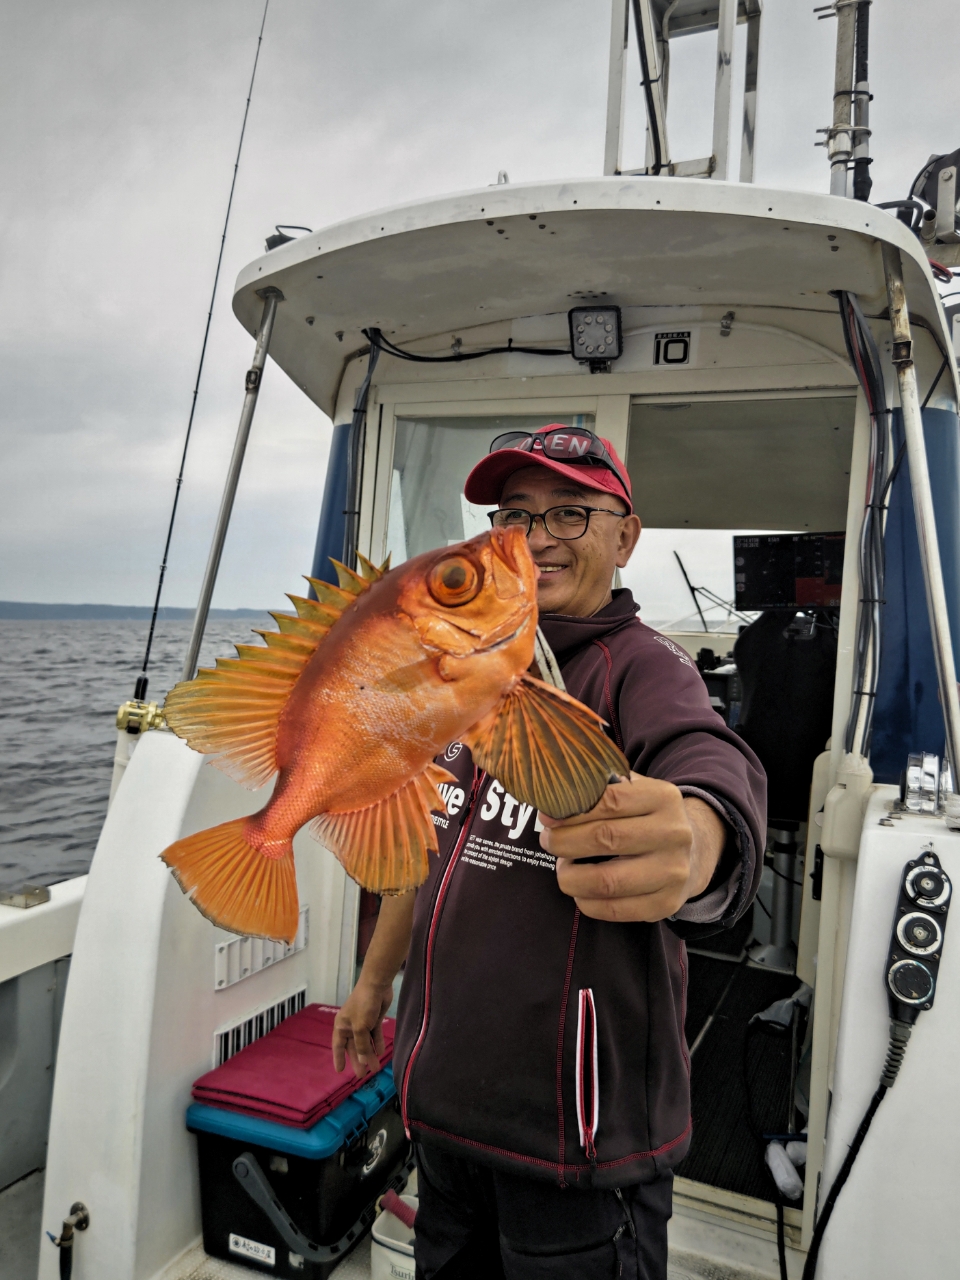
[388,414,594,563]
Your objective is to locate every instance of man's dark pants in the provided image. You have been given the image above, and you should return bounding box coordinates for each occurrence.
[413,1140,673,1279]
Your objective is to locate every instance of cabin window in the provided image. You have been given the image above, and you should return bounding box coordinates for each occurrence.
[627,396,856,532]
[388,414,594,562]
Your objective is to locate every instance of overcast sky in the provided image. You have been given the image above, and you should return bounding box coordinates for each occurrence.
[3,0,958,623]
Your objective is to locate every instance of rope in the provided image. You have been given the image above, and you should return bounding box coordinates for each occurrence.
[133,0,270,699]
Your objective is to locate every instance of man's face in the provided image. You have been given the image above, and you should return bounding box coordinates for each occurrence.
[498,465,642,617]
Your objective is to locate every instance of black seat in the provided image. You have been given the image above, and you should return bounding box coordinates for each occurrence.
[733,611,838,824]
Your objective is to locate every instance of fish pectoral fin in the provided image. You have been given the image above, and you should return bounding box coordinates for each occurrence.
[461,674,630,819]
[161,817,300,944]
[310,763,457,894]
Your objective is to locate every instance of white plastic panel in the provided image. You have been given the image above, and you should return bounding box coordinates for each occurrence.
[817,786,960,1277]
[40,734,351,1280]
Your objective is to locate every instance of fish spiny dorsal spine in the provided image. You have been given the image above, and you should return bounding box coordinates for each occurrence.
[163,552,394,792]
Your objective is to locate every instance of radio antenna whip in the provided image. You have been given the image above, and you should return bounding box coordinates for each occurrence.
[132,0,271,701]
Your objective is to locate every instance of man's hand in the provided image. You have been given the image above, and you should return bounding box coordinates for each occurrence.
[331,890,415,1078]
[540,773,726,923]
[332,977,393,1078]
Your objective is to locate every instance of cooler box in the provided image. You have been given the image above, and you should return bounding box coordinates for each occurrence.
[187,1004,411,1277]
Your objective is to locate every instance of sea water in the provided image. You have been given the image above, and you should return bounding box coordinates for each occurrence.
[0,617,270,891]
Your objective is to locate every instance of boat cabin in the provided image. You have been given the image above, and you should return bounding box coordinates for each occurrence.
[4,3,960,1277]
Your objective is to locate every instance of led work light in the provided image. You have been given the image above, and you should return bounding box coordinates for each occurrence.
[568,306,623,373]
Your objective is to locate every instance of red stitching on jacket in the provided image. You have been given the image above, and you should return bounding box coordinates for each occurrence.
[408,1117,693,1172]
[400,770,481,1129]
[555,908,581,1186]
[593,639,624,749]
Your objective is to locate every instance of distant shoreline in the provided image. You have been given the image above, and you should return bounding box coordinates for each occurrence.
[0,601,266,621]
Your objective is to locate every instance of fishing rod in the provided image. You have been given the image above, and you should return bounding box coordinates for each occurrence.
[131,0,271,706]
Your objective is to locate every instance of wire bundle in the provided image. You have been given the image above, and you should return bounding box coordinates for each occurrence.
[362,327,570,364]
[836,291,891,757]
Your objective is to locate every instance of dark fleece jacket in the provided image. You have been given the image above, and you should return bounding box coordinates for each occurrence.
[393,590,766,1188]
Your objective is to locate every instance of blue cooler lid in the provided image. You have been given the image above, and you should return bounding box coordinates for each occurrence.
[186,1065,396,1160]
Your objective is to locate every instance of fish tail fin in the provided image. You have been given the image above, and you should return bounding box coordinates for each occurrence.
[161,818,299,943]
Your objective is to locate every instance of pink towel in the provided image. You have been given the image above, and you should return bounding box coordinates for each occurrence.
[192,1004,395,1128]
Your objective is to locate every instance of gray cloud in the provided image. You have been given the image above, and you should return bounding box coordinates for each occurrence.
[2,0,957,617]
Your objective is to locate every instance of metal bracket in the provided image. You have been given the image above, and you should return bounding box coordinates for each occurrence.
[891,339,913,366]
[232,1149,413,1264]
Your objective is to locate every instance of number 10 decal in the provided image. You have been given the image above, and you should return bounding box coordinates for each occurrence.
[654,331,691,365]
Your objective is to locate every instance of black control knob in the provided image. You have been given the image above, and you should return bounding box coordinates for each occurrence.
[888,959,935,1004]
[905,864,952,908]
[897,912,943,956]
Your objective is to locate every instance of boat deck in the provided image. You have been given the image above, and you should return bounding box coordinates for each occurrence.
[0,1166,785,1280]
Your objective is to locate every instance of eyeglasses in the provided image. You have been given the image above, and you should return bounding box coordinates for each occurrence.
[488,505,626,540]
[488,426,624,483]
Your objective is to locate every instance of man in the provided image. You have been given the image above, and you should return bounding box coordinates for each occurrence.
[333,425,765,1278]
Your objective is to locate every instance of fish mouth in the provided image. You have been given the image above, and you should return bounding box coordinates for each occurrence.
[476,618,529,653]
[429,601,532,652]
[489,524,533,577]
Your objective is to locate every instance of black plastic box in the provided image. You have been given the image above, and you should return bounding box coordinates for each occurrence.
[188,1067,410,1277]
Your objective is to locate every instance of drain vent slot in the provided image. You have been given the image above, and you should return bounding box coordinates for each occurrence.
[213,988,307,1067]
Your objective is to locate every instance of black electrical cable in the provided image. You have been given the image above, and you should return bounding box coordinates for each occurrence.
[836,291,890,756]
[340,339,381,575]
[921,353,950,409]
[363,327,570,363]
[852,0,872,203]
[742,1009,805,1280]
[875,199,923,231]
[834,335,947,732]
[630,0,664,175]
[753,894,772,919]
[800,1022,911,1280]
[132,0,270,701]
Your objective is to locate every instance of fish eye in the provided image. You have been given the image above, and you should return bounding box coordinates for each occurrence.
[427,555,482,606]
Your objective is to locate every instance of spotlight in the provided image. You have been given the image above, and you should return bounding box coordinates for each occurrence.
[568,306,623,373]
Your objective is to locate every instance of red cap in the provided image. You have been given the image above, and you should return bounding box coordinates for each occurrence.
[463,425,633,511]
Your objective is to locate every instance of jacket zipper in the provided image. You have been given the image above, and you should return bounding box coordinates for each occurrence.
[400,767,483,1133]
[575,987,600,1160]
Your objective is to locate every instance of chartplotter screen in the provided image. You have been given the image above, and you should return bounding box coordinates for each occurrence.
[734,532,845,611]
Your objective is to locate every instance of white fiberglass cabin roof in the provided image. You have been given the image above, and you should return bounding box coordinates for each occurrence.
[232,176,953,418]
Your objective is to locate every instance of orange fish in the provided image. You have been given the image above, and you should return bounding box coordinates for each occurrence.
[160,526,628,942]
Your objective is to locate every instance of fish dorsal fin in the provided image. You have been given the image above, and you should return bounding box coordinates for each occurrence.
[311,762,457,893]
[164,562,372,789]
[461,674,630,819]
[356,551,391,583]
[329,559,371,596]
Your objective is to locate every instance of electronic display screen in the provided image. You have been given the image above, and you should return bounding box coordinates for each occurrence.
[734,532,845,611]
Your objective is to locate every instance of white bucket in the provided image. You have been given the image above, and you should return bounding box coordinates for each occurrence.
[370,1194,418,1280]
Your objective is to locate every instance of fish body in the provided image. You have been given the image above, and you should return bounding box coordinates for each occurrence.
[249,528,536,844]
[161,527,628,942]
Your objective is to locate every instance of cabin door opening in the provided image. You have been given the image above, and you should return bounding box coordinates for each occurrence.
[626,391,857,1227]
